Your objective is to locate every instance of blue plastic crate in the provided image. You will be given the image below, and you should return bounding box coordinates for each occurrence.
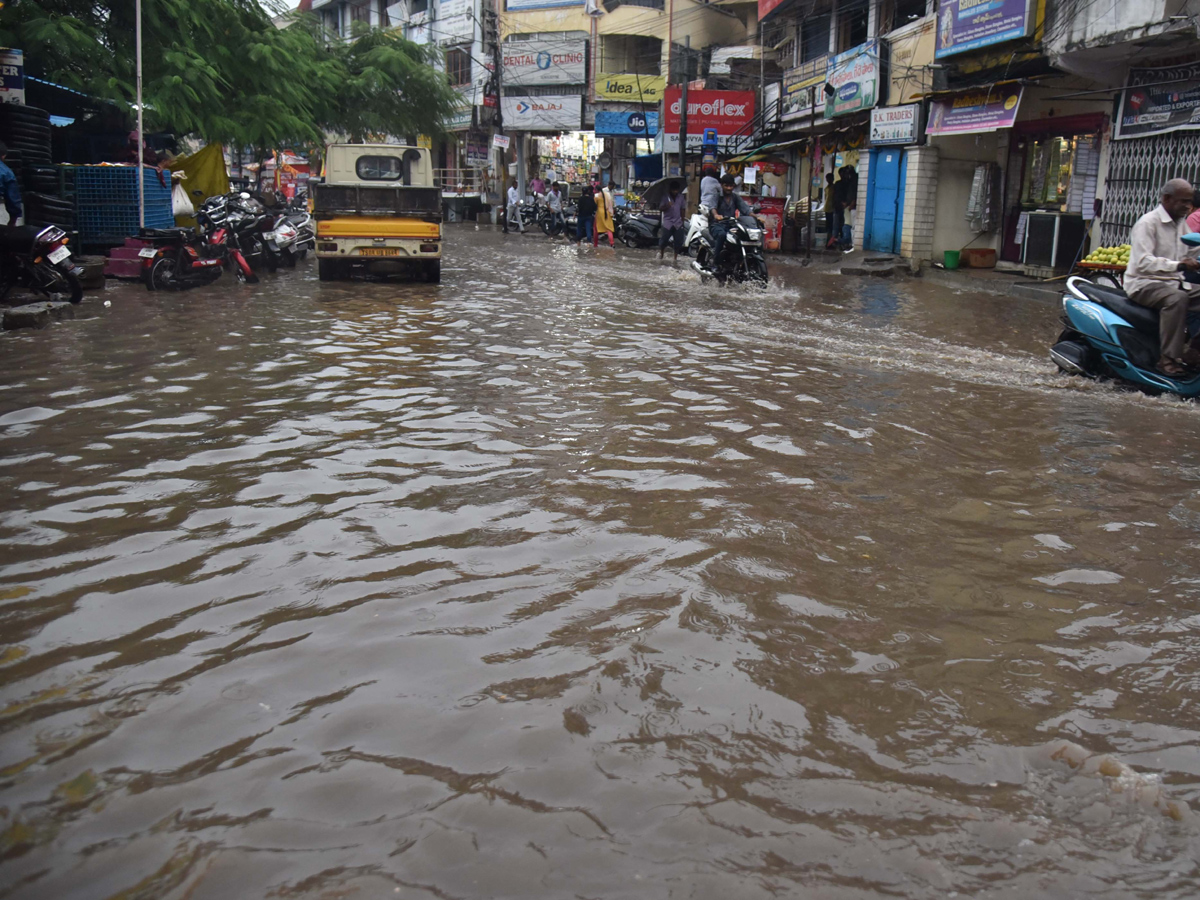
[74,166,174,242]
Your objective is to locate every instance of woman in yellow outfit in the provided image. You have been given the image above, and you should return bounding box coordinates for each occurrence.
[593,183,615,247]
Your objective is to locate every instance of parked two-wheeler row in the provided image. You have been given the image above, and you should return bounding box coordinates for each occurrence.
[141,191,315,291]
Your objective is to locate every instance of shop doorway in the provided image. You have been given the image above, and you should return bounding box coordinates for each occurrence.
[865,147,905,253]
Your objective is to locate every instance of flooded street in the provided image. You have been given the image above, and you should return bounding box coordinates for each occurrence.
[4,225,1200,898]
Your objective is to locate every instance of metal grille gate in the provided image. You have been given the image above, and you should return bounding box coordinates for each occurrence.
[1100,131,1200,246]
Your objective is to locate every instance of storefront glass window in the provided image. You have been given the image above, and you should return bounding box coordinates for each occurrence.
[1021,137,1076,211]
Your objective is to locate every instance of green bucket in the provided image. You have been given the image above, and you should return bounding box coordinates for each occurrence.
[944,250,961,270]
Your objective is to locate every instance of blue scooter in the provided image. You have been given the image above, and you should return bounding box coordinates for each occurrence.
[1051,233,1200,398]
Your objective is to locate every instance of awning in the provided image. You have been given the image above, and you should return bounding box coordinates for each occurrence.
[727,138,806,163]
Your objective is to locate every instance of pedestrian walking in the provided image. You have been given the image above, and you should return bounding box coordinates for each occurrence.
[576,185,596,244]
[594,183,615,247]
[658,180,686,261]
[505,182,524,234]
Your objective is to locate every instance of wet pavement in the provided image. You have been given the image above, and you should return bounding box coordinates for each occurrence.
[2,225,1200,898]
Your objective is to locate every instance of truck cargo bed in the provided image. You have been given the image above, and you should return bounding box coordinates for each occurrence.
[313,184,441,218]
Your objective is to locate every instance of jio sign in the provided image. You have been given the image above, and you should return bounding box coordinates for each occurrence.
[627,113,647,133]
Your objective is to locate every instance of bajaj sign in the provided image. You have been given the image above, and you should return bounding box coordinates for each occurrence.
[502,39,587,87]
[500,95,582,132]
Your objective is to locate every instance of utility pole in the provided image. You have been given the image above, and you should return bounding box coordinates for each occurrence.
[678,79,688,178]
[490,3,506,226]
[807,86,816,262]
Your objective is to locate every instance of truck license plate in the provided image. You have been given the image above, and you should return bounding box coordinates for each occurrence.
[48,245,71,264]
[360,248,399,257]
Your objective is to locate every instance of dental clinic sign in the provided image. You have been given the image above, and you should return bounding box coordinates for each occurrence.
[500,95,582,132]
[825,41,878,119]
[502,39,587,88]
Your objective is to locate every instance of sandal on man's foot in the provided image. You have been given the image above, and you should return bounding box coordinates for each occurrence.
[1157,357,1187,377]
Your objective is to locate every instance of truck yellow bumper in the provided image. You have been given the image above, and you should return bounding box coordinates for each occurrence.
[317,217,439,239]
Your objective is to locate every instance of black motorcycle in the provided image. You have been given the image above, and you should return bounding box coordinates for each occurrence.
[615,207,662,249]
[0,224,83,303]
[691,215,769,286]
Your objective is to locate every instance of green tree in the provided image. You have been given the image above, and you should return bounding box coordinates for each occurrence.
[0,0,458,148]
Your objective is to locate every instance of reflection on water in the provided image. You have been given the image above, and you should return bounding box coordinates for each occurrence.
[2,226,1199,898]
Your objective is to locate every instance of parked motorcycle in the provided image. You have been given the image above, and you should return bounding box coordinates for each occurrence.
[1051,274,1200,398]
[140,227,227,291]
[615,207,662,249]
[198,193,274,272]
[690,213,769,286]
[682,205,712,258]
[0,224,83,303]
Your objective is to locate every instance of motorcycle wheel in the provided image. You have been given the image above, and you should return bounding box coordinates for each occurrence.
[232,252,259,284]
[748,258,768,287]
[33,263,84,303]
[148,255,182,291]
[280,247,297,268]
[618,226,636,248]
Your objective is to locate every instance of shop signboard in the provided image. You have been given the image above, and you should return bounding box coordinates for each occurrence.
[0,49,24,105]
[926,85,1022,136]
[758,0,787,21]
[934,0,1034,59]
[1115,61,1200,140]
[594,73,666,104]
[663,87,755,135]
[782,55,829,121]
[886,19,935,105]
[502,39,587,87]
[506,0,582,9]
[466,140,490,167]
[500,95,582,132]
[435,0,474,44]
[492,133,510,149]
[594,110,659,137]
[825,41,878,119]
[446,105,473,131]
[871,103,921,145]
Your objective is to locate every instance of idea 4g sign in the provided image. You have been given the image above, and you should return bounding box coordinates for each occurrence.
[663,88,755,134]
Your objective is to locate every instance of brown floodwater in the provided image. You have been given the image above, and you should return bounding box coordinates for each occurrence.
[2,226,1200,898]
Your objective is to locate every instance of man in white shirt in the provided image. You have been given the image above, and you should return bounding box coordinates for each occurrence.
[699,167,721,210]
[547,182,566,234]
[1125,178,1200,375]
[505,183,524,234]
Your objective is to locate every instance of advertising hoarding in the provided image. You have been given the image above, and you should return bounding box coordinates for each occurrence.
[594,73,665,104]
[663,87,755,135]
[886,19,935,105]
[594,110,659,137]
[934,0,1034,59]
[505,0,583,9]
[500,95,582,132]
[1115,61,1200,139]
[926,85,1022,136]
[0,49,25,105]
[502,39,587,87]
[825,40,878,118]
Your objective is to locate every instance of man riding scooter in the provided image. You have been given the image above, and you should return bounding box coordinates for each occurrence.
[696,174,753,275]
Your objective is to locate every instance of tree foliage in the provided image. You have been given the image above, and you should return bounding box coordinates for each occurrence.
[0,0,459,147]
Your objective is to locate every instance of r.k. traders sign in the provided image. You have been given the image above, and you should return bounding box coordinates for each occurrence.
[825,41,879,119]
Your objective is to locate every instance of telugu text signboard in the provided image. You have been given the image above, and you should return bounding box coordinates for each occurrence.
[500,95,582,132]
[825,41,878,119]
[934,0,1034,59]
[594,73,665,104]
[663,87,755,135]
[594,110,659,137]
[926,85,1022,136]
[1115,61,1200,140]
[502,39,587,87]
[871,104,921,144]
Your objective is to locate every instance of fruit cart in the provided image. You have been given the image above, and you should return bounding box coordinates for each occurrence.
[1075,244,1129,289]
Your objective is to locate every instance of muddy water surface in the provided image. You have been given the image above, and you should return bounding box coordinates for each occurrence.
[2,227,1200,898]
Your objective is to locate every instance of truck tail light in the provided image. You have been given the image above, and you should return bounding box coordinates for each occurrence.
[319,242,338,252]
[420,243,438,253]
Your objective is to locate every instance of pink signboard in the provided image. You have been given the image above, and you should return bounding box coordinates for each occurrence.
[926,85,1023,136]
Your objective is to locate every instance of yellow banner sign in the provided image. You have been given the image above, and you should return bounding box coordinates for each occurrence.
[594,73,666,104]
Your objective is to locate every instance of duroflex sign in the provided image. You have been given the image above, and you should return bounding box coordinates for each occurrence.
[502,39,587,88]
[662,88,756,135]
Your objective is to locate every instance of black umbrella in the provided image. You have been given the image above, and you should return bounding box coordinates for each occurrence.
[641,176,688,209]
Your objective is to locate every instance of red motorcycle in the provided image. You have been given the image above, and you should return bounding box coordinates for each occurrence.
[140,226,257,291]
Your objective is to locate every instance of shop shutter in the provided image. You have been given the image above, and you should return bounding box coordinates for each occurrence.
[1101,131,1200,246]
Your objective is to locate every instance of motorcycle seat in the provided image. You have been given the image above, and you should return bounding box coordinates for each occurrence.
[140,227,193,241]
[0,225,40,254]
[1074,279,1160,336]
[701,227,714,245]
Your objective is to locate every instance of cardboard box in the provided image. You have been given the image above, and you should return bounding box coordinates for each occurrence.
[964,248,996,268]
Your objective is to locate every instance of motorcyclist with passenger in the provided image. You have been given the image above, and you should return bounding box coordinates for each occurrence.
[697,174,753,275]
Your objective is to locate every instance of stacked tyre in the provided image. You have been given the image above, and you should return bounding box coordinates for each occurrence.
[1,105,75,231]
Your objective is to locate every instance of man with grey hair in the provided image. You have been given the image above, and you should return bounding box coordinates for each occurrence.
[1124,178,1200,376]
